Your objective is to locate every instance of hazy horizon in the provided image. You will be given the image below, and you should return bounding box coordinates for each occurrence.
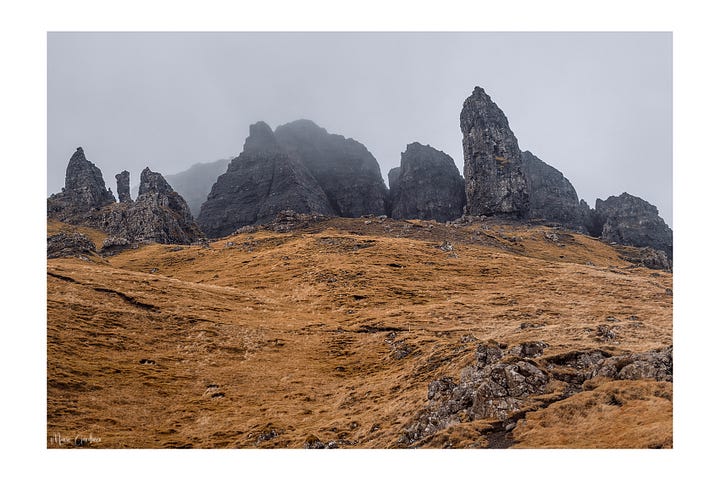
[48,32,672,226]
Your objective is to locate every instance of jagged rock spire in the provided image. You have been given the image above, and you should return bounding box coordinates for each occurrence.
[461,87,529,217]
[115,170,131,203]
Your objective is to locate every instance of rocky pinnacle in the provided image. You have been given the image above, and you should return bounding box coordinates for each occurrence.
[115,170,132,203]
[461,87,529,217]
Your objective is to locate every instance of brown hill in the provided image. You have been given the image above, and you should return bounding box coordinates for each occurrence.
[47,215,672,448]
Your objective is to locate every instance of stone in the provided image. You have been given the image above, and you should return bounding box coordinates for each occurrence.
[197,122,335,238]
[460,87,529,217]
[115,170,132,203]
[401,342,672,446]
[47,147,116,222]
[274,119,388,217]
[593,192,673,259]
[389,143,466,222]
[520,151,584,229]
[100,236,133,256]
[47,231,97,259]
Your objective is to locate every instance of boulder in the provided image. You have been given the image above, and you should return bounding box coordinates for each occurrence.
[47,231,97,259]
[389,143,465,223]
[460,87,529,217]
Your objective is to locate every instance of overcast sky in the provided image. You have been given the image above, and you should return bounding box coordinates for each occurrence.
[47,32,672,226]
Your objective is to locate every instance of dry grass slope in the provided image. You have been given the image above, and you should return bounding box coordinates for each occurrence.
[47,216,672,448]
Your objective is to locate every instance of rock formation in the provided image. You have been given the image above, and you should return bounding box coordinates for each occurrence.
[47,231,97,259]
[197,122,335,238]
[520,150,583,229]
[115,170,131,203]
[164,158,232,218]
[388,167,400,192]
[461,87,529,217]
[102,167,204,245]
[274,119,388,217]
[388,143,465,223]
[402,342,672,446]
[47,147,116,221]
[591,192,673,258]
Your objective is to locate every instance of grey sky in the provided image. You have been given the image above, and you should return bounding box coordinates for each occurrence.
[48,32,672,226]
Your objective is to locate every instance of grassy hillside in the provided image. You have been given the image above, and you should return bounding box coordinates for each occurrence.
[47,216,672,448]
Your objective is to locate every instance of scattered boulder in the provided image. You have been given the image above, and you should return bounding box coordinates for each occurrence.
[520,151,584,230]
[402,343,672,446]
[461,87,529,217]
[593,193,673,259]
[616,245,672,271]
[197,122,335,238]
[47,147,116,222]
[100,235,133,256]
[274,119,388,217]
[389,143,465,222]
[47,231,97,259]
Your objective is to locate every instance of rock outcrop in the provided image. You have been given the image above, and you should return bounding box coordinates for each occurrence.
[197,122,335,238]
[102,167,204,245]
[591,193,673,258]
[47,147,116,221]
[461,87,529,218]
[520,151,583,229]
[115,170,131,203]
[388,143,465,223]
[388,167,401,192]
[47,231,97,259]
[274,119,388,217]
[164,158,232,218]
[402,342,672,446]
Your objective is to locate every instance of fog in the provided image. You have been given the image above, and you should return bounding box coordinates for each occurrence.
[48,32,672,225]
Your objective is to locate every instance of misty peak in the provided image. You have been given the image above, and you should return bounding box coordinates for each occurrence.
[243,121,280,153]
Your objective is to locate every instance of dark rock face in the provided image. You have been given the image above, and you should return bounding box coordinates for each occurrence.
[520,151,583,229]
[164,158,232,218]
[387,167,401,191]
[102,167,204,244]
[47,231,97,259]
[461,87,529,217]
[274,119,388,217]
[389,143,465,223]
[47,147,116,221]
[197,122,334,238]
[401,343,672,446]
[593,193,673,258]
[115,170,131,203]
